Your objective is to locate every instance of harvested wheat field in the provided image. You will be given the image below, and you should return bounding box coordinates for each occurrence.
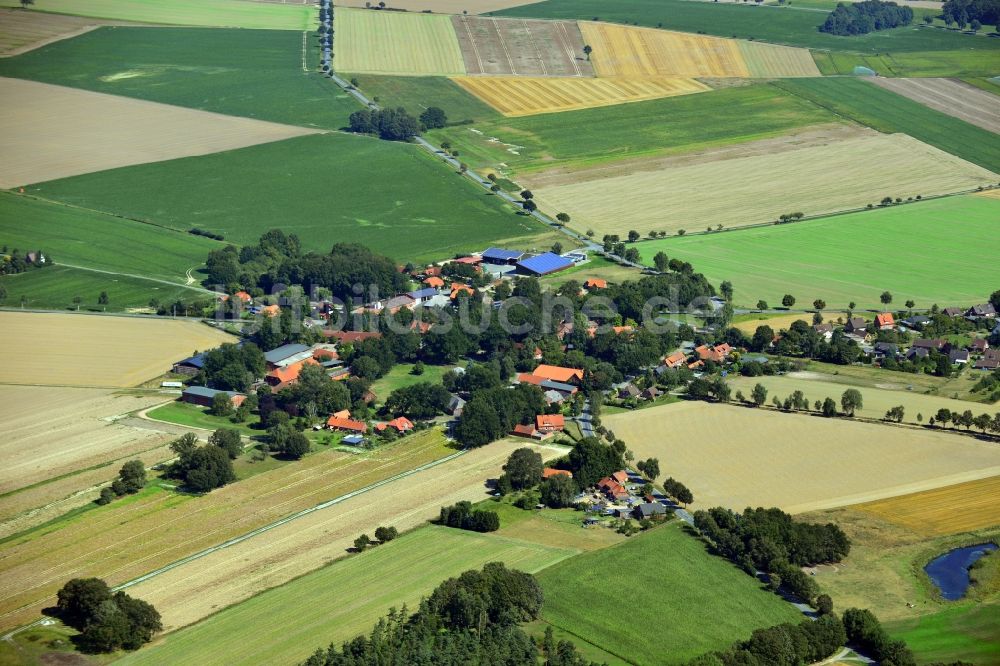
[578,22,817,78]
[332,0,542,12]
[451,16,592,77]
[126,439,565,631]
[0,430,459,632]
[605,402,1000,514]
[0,8,123,56]
[531,133,998,237]
[870,77,1000,135]
[853,476,1000,536]
[0,386,171,497]
[333,8,465,75]
[0,77,320,188]
[0,312,235,387]
[452,75,708,115]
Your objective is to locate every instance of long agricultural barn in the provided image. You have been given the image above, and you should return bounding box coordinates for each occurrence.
[516,252,574,276]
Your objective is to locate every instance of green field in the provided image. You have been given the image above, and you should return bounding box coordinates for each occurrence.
[492,0,1000,61]
[117,526,576,666]
[24,133,555,264]
[0,0,313,29]
[885,600,1000,664]
[429,83,839,175]
[774,78,1000,173]
[640,195,1000,309]
[333,8,466,76]
[346,74,500,125]
[369,363,457,401]
[0,27,360,130]
[536,523,802,665]
[0,192,215,282]
[146,401,260,437]
[0,265,203,311]
[812,48,1000,77]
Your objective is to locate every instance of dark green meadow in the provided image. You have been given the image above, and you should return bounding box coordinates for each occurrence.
[344,74,501,124]
[0,27,361,129]
[25,133,554,264]
[536,523,803,665]
[428,82,840,175]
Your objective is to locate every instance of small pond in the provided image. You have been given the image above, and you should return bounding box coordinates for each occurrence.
[924,543,998,600]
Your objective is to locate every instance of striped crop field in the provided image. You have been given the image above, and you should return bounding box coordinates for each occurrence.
[578,22,818,78]
[451,75,709,116]
[333,8,466,76]
[854,475,1000,537]
[532,132,998,237]
[737,40,821,77]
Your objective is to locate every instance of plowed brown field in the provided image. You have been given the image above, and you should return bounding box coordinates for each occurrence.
[870,77,1000,134]
[452,16,592,77]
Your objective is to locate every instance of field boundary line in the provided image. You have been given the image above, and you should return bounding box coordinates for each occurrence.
[0,447,467,639]
[113,449,467,590]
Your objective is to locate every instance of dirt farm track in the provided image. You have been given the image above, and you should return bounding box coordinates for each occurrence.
[606,402,1000,514]
[0,311,236,387]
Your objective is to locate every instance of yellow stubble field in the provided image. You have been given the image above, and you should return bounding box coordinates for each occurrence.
[605,402,1000,514]
[578,22,818,78]
[853,475,1000,536]
[0,311,236,387]
[451,75,709,116]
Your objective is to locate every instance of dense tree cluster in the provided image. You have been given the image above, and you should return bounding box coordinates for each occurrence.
[685,614,846,665]
[167,433,236,492]
[439,501,501,532]
[454,384,546,447]
[942,0,999,26]
[55,578,161,653]
[0,246,52,275]
[843,608,916,666]
[206,230,407,305]
[419,106,448,130]
[765,322,863,365]
[540,473,578,508]
[693,507,850,604]
[567,437,625,489]
[303,563,597,666]
[384,382,451,419]
[662,477,693,505]
[198,343,266,392]
[348,107,419,141]
[502,448,544,490]
[820,0,913,34]
[97,460,146,505]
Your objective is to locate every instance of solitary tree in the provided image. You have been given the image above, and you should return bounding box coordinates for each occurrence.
[374,525,398,542]
[653,251,669,273]
[354,534,371,551]
[583,44,593,60]
[20,0,34,7]
[98,291,109,306]
[841,388,863,417]
[210,392,233,417]
[72,296,82,310]
[520,189,534,201]
[503,448,544,490]
[627,230,640,243]
[556,212,571,225]
[880,291,893,305]
[756,300,768,310]
[905,299,915,311]
[751,383,768,407]
[522,199,537,213]
[813,299,826,311]
[782,294,796,308]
